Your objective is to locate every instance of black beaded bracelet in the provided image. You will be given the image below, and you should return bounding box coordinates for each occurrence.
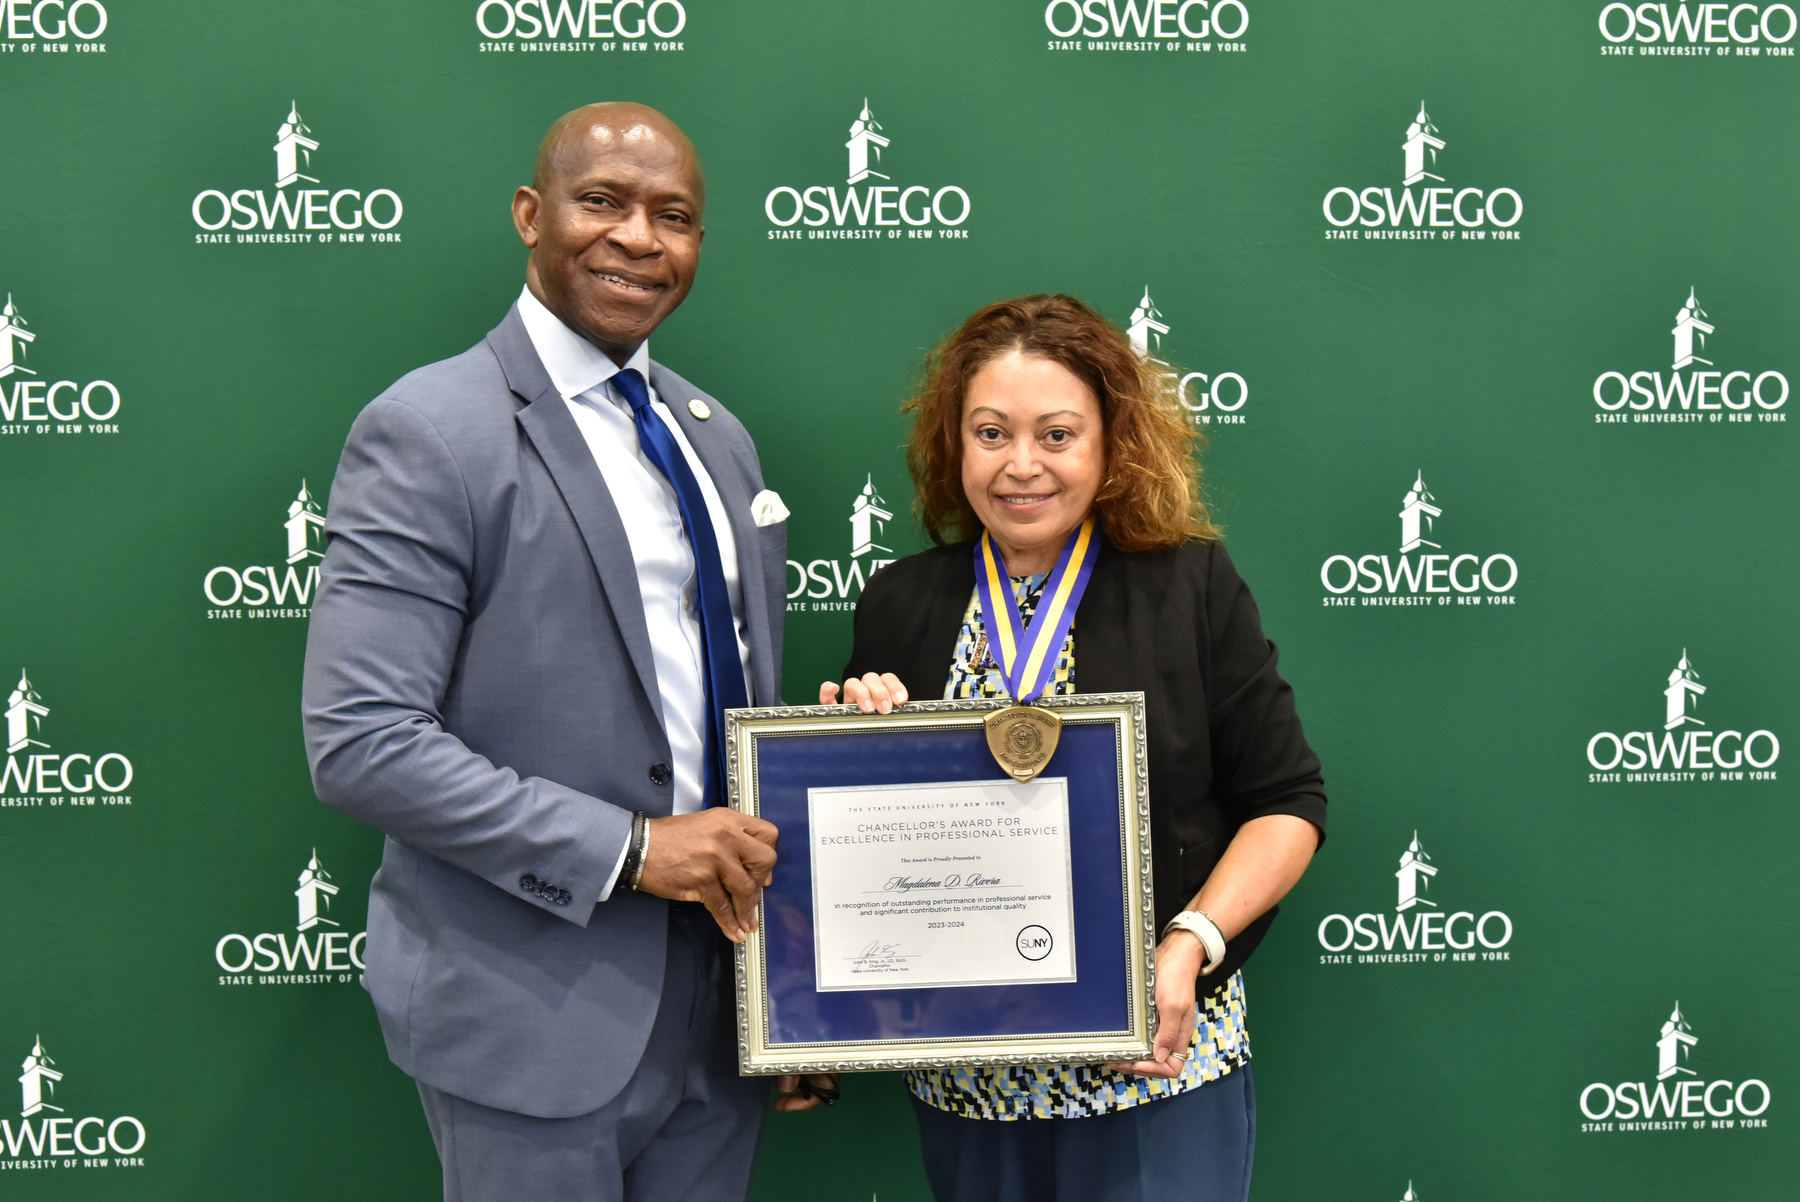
[630,816,651,891]
[621,811,648,889]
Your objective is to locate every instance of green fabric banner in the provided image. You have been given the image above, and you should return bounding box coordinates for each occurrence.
[1,1,1791,1198]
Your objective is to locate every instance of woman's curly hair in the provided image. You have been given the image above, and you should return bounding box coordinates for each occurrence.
[903,293,1216,551]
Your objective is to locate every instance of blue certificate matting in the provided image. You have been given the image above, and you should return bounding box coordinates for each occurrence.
[754,720,1130,1047]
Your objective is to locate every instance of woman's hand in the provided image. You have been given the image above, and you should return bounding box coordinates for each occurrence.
[1099,815,1318,1079]
[819,673,910,714]
[1103,930,1205,1078]
[773,1073,840,1111]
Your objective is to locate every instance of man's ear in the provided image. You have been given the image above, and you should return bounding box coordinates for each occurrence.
[512,186,542,248]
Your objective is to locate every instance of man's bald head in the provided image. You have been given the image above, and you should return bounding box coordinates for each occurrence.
[532,102,704,211]
[512,102,707,365]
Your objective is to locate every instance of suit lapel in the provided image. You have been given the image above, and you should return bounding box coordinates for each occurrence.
[490,308,663,715]
[651,364,777,707]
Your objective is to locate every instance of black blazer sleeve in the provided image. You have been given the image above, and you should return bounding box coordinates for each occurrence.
[1202,547,1328,839]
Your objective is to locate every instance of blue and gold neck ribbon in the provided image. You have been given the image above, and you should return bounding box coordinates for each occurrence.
[973,518,1101,705]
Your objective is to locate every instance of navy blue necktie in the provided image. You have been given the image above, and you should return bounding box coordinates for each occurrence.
[610,367,747,807]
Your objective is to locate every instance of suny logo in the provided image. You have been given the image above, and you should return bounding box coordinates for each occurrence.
[1316,833,1515,965]
[1323,104,1523,239]
[1578,1004,1772,1131]
[475,0,687,49]
[0,293,123,436]
[1126,288,1248,427]
[765,101,972,240]
[191,104,404,243]
[1599,3,1796,51]
[1,671,133,807]
[202,480,328,619]
[4,1038,145,1169]
[788,475,898,613]
[214,849,368,985]
[1319,474,1519,606]
[1585,650,1778,783]
[1592,289,1788,424]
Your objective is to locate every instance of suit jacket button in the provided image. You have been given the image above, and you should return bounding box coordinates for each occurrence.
[649,763,672,786]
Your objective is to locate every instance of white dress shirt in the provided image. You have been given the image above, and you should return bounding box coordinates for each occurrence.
[516,287,751,899]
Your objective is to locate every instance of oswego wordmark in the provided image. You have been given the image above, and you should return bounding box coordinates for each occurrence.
[1322,104,1523,241]
[1591,289,1787,425]
[474,0,686,51]
[1042,0,1250,52]
[1319,474,1519,608]
[3,1037,145,1172]
[1315,833,1515,967]
[1598,2,1796,54]
[1585,650,1778,783]
[191,104,404,245]
[1126,288,1250,428]
[764,101,972,241]
[0,293,122,438]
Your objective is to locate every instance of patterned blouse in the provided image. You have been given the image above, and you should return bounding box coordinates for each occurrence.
[904,571,1251,1121]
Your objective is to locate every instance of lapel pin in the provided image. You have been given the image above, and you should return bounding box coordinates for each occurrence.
[688,398,712,421]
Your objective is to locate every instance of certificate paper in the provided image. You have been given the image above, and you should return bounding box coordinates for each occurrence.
[808,778,1078,992]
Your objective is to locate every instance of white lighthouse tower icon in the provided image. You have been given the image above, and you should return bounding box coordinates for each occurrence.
[1399,1184,1421,1202]
[1655,1003,1697,1080]
[0,294,37,379]
[1127,288,1170,359]
[1671,289,1714,370]
[296,849,340,931]
[5,670,49,755]
[274,103,320,189]
[1395,833,1437,912]
[1401,104,1445,187]
[1663,650,1706,731]
[849,475,893,559]
[286,480,328,565]
[1398,473,1442,553]
[19,1038,62,1117]
[846,101,890,185]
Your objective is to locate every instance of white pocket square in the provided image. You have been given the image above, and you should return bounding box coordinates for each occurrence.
[751,489,789,527]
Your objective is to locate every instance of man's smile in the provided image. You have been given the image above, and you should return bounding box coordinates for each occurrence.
[593,269,661,295]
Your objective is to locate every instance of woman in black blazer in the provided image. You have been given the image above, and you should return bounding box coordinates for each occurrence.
[823,295,1327,1202]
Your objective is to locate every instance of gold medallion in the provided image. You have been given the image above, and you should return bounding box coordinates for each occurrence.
[983,705,1062,783]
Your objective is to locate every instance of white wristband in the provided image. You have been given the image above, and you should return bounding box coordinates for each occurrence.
[1163,910,1226,975]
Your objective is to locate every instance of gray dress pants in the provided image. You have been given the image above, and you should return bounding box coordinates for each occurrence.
[416,905,768,1202]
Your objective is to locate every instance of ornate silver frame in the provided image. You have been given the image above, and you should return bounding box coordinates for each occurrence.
[726,691,1155,1075]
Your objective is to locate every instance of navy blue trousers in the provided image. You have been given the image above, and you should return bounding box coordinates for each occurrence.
[911,1065,1256,1202]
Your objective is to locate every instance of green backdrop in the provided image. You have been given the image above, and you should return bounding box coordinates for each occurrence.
[2,1,1792,1198]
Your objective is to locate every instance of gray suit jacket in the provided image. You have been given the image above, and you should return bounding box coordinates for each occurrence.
[301,304,785,1118]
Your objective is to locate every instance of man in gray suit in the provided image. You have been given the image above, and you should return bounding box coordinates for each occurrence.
[303,102,826,1201]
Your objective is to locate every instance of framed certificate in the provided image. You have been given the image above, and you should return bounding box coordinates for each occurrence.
[725,692,1155,1074]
